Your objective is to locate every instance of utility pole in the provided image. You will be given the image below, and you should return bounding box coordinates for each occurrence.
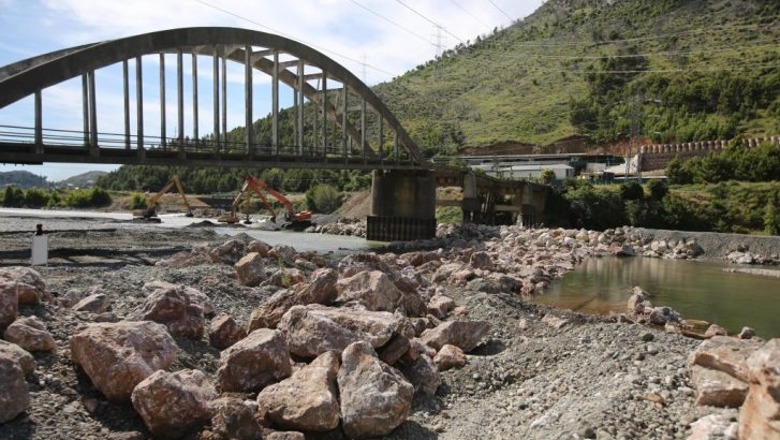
[432,25,444,80]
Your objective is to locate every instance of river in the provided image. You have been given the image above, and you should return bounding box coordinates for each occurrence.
[534,256,780,338]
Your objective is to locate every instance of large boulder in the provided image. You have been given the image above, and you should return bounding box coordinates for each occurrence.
[71,293,111,314]
[256,351,341,432]
[278,305,398,359]
[420,320,492,352]
[427,295,455,320]
[209,397,263,440]
[247,268,339,332]
[0,266,45,305]
[0,340,35,376]
[235,252,267,287]
[398,353,440,396]
[3,316,56,352]
[338,341,413,439]
[336,270,402,312]
[0,354,29,423]
[208,312,247,350]
[209,239,247,264]
[131,369,217,439]
[127,282,204,339]
[739,339,780,440]
[70,321,179,402]
[216,329,292,392]
[433,344,466,371]
[688,336,761,383]
[0,281,19,331]
[690,365,749,408]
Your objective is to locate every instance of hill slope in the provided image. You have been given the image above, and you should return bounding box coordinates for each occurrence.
[375,0,780,153]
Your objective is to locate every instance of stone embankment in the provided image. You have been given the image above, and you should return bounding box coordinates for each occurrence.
[1,221,779,439]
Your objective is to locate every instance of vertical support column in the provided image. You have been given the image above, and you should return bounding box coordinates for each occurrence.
[34,90,42,152]
[394,131,399,164]
[244,45,253,157]
[360,99,367,162]
[82,73,89,147]
[296,61,304,154]
[271,50,279,155]
[321,74,327,156]
[88,70,98,155]
[177,50,185,156]
[341,86,348,161]
[378,116,384,161]
[136,56,145,158]
[312,81,318,155]
[192,54,199,149]
[221,51,227,152]
[367,170,437,241]
[123,60,131,150]
[159,54,166,149]
[212,46,220,154]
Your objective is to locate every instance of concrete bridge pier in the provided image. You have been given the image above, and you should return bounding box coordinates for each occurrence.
[367,170,437,241]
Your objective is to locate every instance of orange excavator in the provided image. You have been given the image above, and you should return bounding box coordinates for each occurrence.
[219,175,313,229]
[133,175,193,222]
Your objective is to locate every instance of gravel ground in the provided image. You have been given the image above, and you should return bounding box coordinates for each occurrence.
[0,212,738,440]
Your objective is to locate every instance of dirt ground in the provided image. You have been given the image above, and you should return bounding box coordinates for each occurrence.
[0,212,738,440]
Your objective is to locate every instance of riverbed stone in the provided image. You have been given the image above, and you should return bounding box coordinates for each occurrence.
[256,351,340,432]
[336,270,402,312]
[70,321,179,402]
[0,340,34,376]
[126,282,204,339]
[704,324,728,339]
[0,266,45,305]
[72,293,111,314]
[278,304,398,359]
[210,239,247,264]
[208,312,247,350]
[3,316,56,352]
[688,336,761,383]
[433,344,466,371]
[338,341,413,439]
[131,369,217,439]
[235,252,267,287]
[0,281,18,331]
[420,320,491,352]
[690,365,748,407]
[209,397,263,440]
[738,339,780,440]
[0,354,29,423]
[216,328,292,392]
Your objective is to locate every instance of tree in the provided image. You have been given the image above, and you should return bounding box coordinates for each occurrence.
[646,179,669,202]
[539,168,556,184]
[619,181,644,201]
[765,191,779,236]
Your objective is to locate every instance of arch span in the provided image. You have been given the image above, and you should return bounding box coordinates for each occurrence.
[0,27,427,169]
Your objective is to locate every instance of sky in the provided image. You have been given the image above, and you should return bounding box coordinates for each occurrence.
[0,0,544,181]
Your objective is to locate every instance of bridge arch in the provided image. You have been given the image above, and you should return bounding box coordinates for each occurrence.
[0,27,426,169]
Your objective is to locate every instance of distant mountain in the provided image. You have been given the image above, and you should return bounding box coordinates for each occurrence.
[55,171,107,188]
[0,170,48,188]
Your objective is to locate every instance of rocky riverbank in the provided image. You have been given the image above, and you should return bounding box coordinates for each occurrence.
[0,217,779,439]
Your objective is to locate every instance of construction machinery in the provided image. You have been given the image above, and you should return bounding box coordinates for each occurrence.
[133,175,193,222]
[218,175,312,230]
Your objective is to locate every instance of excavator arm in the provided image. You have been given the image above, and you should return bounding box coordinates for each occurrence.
[139,175,193,219]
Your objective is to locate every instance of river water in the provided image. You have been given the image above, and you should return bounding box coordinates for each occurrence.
[534,257,780,338]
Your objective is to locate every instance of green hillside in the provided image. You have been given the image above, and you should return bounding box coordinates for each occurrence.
[375,0,780,154]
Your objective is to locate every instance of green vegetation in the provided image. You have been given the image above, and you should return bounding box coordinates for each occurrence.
[1,186,112,209]
[128,192,147,210]
[374,0,780,151]
[666,141,780,184]
[305,184,342,214]
[547,179,780,235]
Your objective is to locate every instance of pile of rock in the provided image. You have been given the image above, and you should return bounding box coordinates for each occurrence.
[625,286,683,329]
[0,266,55,423]
[3,238,499,439]
[726,249,780,265]
[688,336,780,439]
[309,218,367,237]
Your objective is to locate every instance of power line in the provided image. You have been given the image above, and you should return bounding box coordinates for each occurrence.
[347,0,434,46]
[486,0,514,22]
[191,0,397,78]
[448,0,492,31]
[395,0,465,44]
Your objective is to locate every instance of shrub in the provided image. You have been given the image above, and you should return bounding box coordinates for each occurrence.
[619,181,645,201]
[305,184,342,214]
[128,192,148,210]
[23,188,51,208]
[646,179,669,201]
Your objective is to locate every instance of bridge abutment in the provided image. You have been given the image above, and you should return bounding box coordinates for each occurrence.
[367,170,436,241]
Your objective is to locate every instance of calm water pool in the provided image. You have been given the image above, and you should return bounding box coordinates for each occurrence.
[535,257,780,338]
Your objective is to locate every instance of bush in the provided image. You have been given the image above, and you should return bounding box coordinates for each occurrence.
[63,187,112,208]
[305,184,342,214]
[23,188,51,208]
[646,179,669,201]
[2,186,24,207]
[619,181,644,201]
[128,192,148,210]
